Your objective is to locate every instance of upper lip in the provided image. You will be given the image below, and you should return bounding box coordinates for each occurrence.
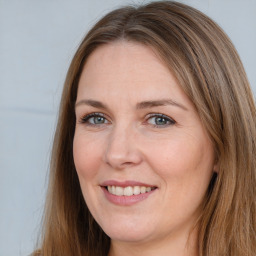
[100,180,157,188]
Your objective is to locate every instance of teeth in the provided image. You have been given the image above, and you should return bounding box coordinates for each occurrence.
[140,186,146,193]
[115,186,123,196]
[107,185,154,196]
[134,186,140,195]
[124,186,133,196]
[146,187,151,192]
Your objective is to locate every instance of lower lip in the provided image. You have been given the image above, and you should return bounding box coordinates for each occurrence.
[101,187,156,206]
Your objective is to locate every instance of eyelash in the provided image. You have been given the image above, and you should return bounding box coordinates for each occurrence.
[146,113,176,127]
[79,112,176,128]
[79,112,108,126]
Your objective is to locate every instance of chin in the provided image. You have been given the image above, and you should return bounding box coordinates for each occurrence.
[99,218,156,243]
[106,230,152,243]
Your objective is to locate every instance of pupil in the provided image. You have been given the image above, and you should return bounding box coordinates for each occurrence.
[156,117,166,125]
[95,117,104,124]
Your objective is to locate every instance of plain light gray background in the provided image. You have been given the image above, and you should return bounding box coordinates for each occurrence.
[0,0,255,255]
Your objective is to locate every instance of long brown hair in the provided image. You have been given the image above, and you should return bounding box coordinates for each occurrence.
[33,1,256,255]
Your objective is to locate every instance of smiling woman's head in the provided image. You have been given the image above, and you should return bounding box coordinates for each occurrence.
[73,41,216,256]
[35,1,256,256]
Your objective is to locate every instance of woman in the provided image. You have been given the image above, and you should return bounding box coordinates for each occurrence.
[33,1,256,255]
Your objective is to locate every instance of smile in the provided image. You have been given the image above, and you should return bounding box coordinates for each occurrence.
[100,181,158,206]
[107,185,155,196]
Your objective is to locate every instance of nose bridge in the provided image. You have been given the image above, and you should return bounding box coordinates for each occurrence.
[104,121,142,169]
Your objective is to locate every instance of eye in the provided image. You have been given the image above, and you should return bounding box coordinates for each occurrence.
[79,113,109,125]
[146,114,176,127]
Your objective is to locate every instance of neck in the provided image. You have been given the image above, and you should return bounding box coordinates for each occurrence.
[108,226,199,256]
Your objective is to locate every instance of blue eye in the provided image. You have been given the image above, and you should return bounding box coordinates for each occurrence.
[80,113,109,125]
[90,116,106,124]
[147,114,175,127]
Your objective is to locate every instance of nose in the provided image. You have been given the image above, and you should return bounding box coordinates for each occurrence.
[103,125,143,170]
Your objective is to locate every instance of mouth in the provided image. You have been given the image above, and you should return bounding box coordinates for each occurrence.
[100,180,158,206]
[105,185,157,196]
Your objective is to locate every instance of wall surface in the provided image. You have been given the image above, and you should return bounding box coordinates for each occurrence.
[0,0,255,255]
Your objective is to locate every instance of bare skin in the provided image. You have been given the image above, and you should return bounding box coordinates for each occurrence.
[74,41,215,256]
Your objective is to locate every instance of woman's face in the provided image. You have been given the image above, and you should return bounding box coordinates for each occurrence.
[73,42,215,245]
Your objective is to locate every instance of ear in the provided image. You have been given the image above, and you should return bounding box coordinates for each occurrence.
[213,161,219,173]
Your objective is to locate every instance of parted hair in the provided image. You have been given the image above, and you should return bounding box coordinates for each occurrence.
[33,1,256,255]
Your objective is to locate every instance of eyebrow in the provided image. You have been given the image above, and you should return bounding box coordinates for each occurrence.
[75,99,188,111]
[75,99,108,109]
[136,99,188,111]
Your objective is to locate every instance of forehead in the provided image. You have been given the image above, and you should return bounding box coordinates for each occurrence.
[77,41,192,108]
[81,41,170,81]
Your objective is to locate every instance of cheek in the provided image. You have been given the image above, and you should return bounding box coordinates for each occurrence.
[73,131,103,181]
[143,133,214,195]
[144,137,203,176]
